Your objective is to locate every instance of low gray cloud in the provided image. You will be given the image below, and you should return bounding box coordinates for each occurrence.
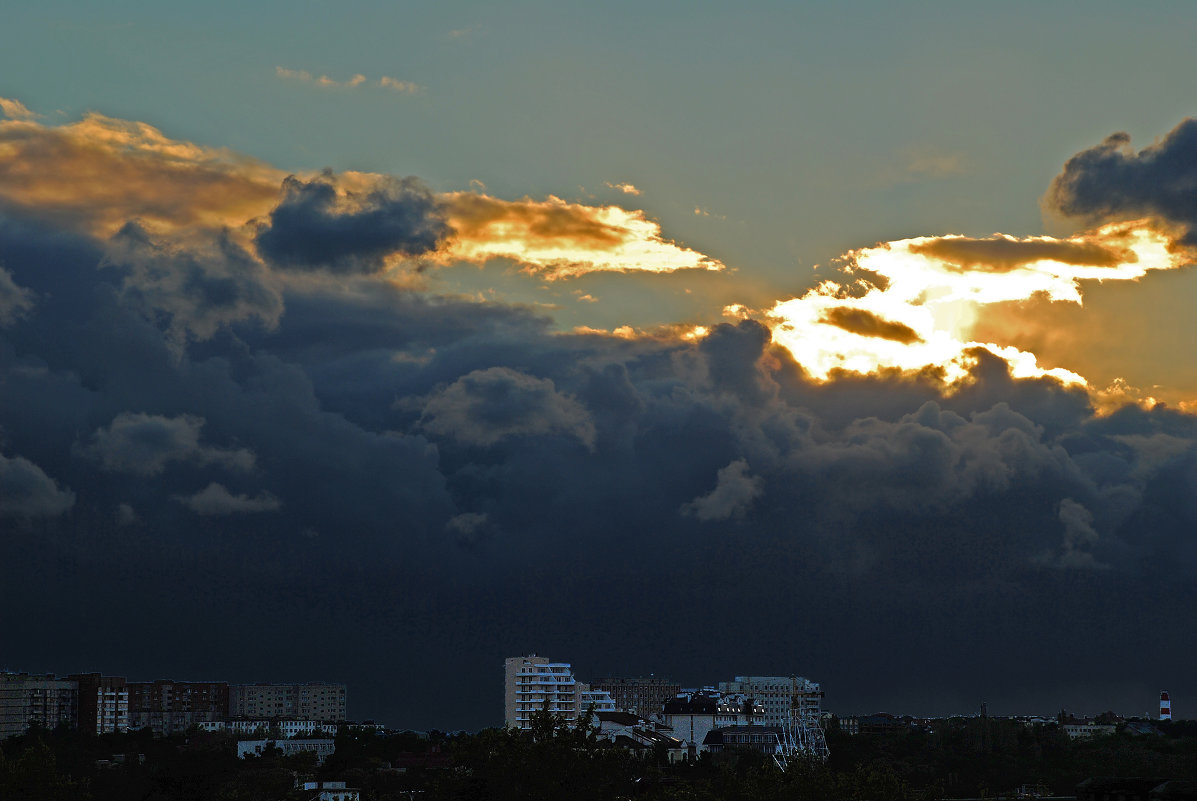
[85,412,255,476]
[1052,497,1105,570]
[420,366,596,449]
[0,451,75,518]
[1046,118,1197,244]
[681,459,763,521]
[0,266,34,326]
[175,482,282,515]
[254,173,451,273]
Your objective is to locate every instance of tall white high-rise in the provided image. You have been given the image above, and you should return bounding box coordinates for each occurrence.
[503,655,615,729]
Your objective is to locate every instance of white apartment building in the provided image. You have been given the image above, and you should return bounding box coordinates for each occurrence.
[717,676,823,727]
[503,655,616,729]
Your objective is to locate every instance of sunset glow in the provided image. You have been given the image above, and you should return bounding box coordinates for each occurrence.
[766,222,1186,387]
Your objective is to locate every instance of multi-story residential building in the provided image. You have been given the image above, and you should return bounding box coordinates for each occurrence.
[0,673,78,740]
[589,676,681,719]
[127,680,230,736]
[661,689,765,753]
[229,683,347,721]
[70,674,129,735]
[503,655,616,729]
[717,676,823,727]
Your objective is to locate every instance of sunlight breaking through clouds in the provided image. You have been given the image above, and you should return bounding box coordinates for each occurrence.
[767,221,1188,387]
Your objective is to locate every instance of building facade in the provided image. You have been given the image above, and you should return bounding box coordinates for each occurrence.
[236,738,336,765]
[70,674,129,735]
[0,673,78,740]
[717,676,823,727]
[589,676,681,719]
[661,690,765,753]
[503,655,616,729]
[127,680,230,736]
[229,683,347,721]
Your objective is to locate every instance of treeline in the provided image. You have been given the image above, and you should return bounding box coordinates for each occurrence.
[4,714,1197,800]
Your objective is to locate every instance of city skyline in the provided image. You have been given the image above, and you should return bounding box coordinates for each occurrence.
[3,1,1197,732]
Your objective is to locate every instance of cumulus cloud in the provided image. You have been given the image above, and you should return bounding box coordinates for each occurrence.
[681,459,763,521]
[1049,498,1106,570]
[439,191,724,278]
[254,173,451,273]
[175,482,281,515]
[103,221,283,344]
[0,452,75,518]
[1047,118,1197,245]
[85,412,255,476]
[420,366,596,448]
[0,266,35,326]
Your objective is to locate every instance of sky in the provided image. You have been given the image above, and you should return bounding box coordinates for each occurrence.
[2,1,1197,731]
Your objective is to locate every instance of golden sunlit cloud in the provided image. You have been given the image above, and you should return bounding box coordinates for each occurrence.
[439,191,725,279]
[767,222,1188,387]
[0,111,717,283]
[570,322,711,342]
[0,113,283,236]
[0,97,40,121]
[604,181,641,195]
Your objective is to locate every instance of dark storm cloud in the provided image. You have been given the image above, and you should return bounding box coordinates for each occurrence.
[910,236,1131,271]
[103,221,283,345]
[1046,118,1197,244]
[254,172,451,273]
[819,306,923,343]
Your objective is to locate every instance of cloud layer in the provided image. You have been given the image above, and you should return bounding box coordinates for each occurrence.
[2,104,1196,732]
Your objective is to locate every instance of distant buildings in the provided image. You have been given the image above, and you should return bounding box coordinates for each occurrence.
[1,670,348,741]
[661,689,765,752]
[590,676,681,719]
[718,676,823,727]
[128,680,229,736]
[71,674,129,735]
[230,683,347,721]
[0,673,78,740]
[503,655,615,730]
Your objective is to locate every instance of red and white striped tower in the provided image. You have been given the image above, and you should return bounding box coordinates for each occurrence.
[1160,691,1172,721]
